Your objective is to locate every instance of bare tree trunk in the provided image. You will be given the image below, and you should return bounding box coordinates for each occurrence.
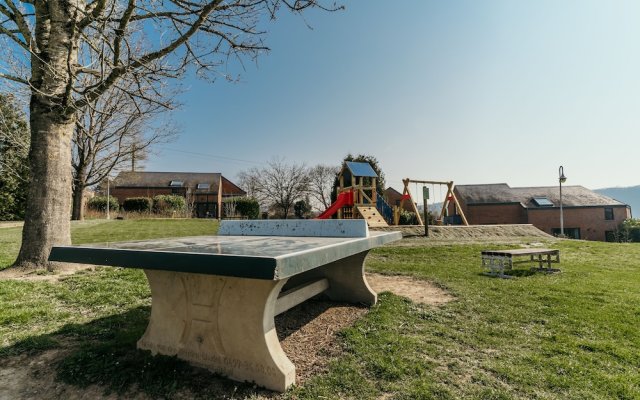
[11,0,81,270]
[71,168,86,221]
[15,101,74,268]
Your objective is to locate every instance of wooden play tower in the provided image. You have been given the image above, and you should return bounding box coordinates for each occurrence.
[336,162,388,227]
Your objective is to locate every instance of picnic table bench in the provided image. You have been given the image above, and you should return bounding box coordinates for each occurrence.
[49,220,401,392]
[481,248,560,278]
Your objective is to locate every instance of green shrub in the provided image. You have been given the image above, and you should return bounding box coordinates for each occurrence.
[122,197,152,212]
[398,210,418,225]
[153,195,186,213]
[86,196,119,212]
[616,219,640,242]
[223,197,260,219]
[294,199,311,219]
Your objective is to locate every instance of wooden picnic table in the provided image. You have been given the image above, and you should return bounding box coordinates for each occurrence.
[481,248,560,278]
[49,220,401,392]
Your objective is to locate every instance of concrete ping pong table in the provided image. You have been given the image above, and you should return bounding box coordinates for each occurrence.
[49,220,401,391]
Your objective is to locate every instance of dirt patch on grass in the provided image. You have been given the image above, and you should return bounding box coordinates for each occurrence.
[366,272,454,305]
[277,301,368,384]
[0,263,95,282]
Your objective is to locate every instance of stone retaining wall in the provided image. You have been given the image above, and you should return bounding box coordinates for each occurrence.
[372,224,553,239]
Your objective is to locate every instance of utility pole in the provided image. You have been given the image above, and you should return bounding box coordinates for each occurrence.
[423,186,429,237]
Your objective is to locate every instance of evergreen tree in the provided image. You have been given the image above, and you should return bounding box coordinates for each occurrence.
[331,154,386,203]
[294,199,312,219]
[0,94,30,220]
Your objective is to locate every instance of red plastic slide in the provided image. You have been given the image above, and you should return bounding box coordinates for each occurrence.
[316,190,354,219]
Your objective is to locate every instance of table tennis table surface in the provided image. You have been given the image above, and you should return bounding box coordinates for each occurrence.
[49,231,401,280]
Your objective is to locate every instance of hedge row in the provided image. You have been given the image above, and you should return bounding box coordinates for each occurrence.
[86,196,119,212]
[152,195,186,213]
[88,195,260,218]
[87,195,185,213]
[122,197,153,212]
[223,197,260,219]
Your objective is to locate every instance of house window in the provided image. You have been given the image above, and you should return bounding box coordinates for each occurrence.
[169,180,184,187]
[604,207,614,220]
[532,197,553,207]
[197,183,211,190]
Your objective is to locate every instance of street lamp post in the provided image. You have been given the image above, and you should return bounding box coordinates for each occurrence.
[559,166,567,237]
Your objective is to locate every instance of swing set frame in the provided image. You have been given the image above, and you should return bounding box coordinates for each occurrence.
[395,178,469,226]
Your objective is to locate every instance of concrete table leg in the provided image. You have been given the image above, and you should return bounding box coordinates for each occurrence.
[309,250,377,305]
[137,270,295,392]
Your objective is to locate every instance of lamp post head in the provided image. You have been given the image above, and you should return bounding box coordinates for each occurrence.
[559,166,567,184]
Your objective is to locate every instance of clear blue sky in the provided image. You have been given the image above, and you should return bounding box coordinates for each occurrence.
[146,0,640,202]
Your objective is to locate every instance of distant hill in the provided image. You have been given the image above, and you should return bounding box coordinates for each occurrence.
[416,202,444,214]
[594,186,640,217]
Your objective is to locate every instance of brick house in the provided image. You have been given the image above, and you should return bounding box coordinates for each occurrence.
[450,183,631,241]
[383,187,415,212]
[110,171,246,218]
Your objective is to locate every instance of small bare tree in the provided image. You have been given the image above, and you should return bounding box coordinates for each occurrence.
[0,0,339,269]
[223,197,237,219]
[238,159,309,219]
[308,164,339,212]
[71,79,178,220]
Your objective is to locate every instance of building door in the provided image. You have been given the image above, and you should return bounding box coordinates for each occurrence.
[194,202,218,218]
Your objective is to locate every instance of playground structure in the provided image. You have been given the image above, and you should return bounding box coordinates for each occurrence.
[317,161,389,227]
[316,161,468,227]
[396,179,469,226]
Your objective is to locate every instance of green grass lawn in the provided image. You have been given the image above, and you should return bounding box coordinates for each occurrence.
[0,219,216,346]
[0,218,217,270]
[310,241,640,399]
[1,220,639,399]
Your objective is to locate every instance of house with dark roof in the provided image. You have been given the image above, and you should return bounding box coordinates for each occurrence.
[383,187,415,213]
[110,172,246,218]
[451,183,631,241]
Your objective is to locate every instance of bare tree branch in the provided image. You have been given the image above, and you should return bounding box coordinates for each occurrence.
[0,72,28,85]
[1,0,340,267]
[308,164,339,211]
[238,158,310,218]
[71,74,179,219]
[1,0,32,48]
[0,20,30,51]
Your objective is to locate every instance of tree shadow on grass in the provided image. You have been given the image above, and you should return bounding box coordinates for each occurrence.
[1,301,336,399]
[504,269,538,278]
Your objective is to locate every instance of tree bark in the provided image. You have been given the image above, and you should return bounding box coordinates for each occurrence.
[15,103,74,268]
[13,1,81,270]
[71,167,87,221]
